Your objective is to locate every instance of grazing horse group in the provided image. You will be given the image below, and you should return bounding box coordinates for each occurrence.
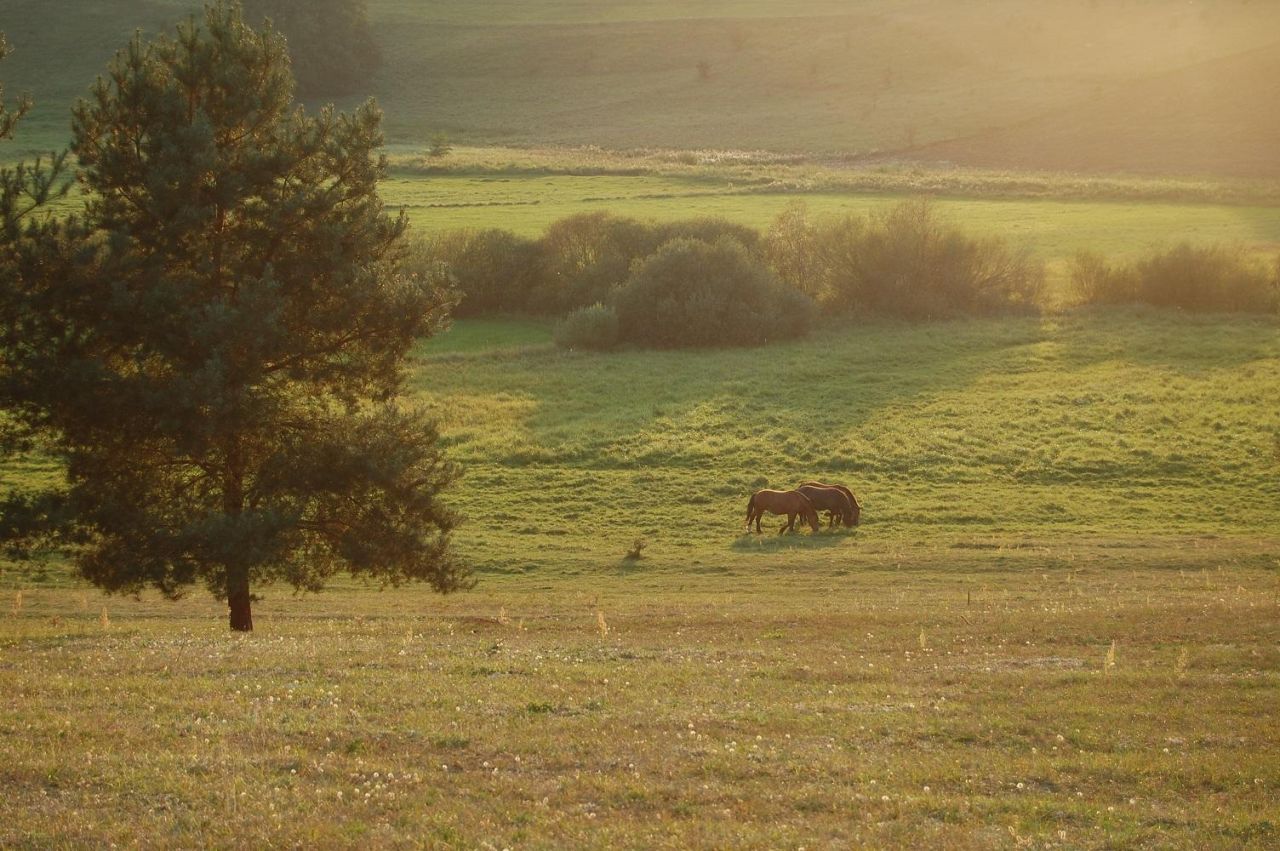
[745,481,862,534]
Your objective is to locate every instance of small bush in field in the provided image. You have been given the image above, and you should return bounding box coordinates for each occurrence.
[763,199,1044,318]
[410,229,539,317]
[553,303,620,350]
[427,132,452,157]
[1073,243,1277,313]
[614,237,814,349]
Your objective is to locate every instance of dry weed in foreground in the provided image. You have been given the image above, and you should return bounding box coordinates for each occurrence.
[1104,640,1117,675]
[597,610,610,638]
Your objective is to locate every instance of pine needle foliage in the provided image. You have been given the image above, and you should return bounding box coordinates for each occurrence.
[0,3,466,631]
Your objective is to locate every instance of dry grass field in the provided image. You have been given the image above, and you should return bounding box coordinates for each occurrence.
[3,552,1278,848]
[3,312,1278,847]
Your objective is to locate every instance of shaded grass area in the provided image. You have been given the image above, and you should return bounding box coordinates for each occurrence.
[400,311,1280,576]
[1,562,1277,848]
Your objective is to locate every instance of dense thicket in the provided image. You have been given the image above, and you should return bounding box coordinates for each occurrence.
[614,238,814,349]
[417,200,1274,353]
[1072,243,1278,313]
[412,228,537,317]
[243,0,380,98]
[0,3,464,632]
[411,212,763,318]
[763,200,1044,318]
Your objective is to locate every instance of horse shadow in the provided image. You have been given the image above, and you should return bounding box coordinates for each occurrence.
[730,528,855,552]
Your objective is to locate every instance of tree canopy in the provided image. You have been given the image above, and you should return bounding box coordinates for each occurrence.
[243,0,381,98]
[0,2,466,631]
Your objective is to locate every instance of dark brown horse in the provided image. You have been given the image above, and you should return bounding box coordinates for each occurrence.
[796,485,855,528]
[799,481,862,526]
[746,489,820,534]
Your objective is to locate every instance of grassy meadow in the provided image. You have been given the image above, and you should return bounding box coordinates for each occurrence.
[382,167,1280,300]
[4,310,1278,847]
[3,0,1279,847]
[4,0,1280,175]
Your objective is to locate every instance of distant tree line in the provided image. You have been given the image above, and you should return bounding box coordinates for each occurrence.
[243,0,380,98]
[412,200,1278,352]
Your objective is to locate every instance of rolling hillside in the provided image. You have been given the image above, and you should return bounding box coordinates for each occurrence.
[2,0,1279,177]
[908,44,1280,179]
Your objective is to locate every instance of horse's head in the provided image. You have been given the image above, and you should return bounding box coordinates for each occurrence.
[848,501,861,526]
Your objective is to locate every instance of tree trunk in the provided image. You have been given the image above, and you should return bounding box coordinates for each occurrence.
[228,567,253,632]
[223,445,250,631]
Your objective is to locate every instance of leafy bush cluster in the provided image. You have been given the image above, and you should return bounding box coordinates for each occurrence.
[613,238,814,348]
[762,200,1044,318]
[1072,243,1278,313]
[413,200,1276,353]
[410,229,538,318]
[409,212,793,349]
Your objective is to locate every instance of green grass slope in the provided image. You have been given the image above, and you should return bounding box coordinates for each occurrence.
[0,0,193,155]
[367,0,1280,175]
[4,0,1280,176]
[912,45,1280,179]
[385,173,1280,301]
[3,311,1277,848]
[405,312,1280,576]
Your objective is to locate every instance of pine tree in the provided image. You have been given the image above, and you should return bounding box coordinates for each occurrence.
[0,33,31,141]
[0,2,466,631]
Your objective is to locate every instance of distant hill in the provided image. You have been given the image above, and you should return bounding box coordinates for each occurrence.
[2,0,1278,178]
[902,45,1280,179]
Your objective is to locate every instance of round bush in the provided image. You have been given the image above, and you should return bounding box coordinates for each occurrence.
[553,303,621,351]
[614,238,814,348]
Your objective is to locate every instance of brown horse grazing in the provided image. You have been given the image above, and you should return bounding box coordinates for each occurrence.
[796,485,855,529]
[746,489,820,534]
[799,481,862,526]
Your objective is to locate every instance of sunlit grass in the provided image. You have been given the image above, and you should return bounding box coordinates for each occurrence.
[2,564,1277,847]
[387,170,1280,302]
[397,311,1280,576]
[2,310,1277,846]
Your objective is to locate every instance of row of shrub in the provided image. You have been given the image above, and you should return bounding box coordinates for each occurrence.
[409,213,762,318]
[1071,243,1278,314]
[408,201,1277,351]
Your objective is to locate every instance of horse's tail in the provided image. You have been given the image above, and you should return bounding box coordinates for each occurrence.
[745,493,756,523]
